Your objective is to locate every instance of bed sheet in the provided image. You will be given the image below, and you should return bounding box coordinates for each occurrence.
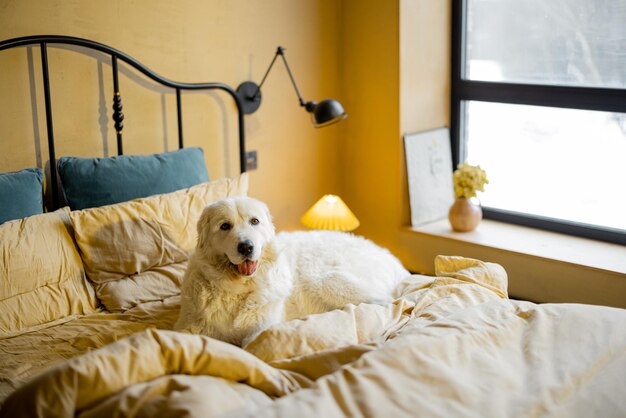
[0,295,180,404]
[2,256,625,417]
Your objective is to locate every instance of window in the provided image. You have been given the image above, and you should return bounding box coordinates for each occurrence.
[451,0,626,245]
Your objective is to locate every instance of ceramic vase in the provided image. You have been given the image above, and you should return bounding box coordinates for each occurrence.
[448,197,482,232]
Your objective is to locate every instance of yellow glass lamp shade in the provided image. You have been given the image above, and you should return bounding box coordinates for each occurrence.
[301,194,360,231]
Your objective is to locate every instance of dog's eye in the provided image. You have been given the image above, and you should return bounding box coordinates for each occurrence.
[220,222,232,231]
[250,218,260,225]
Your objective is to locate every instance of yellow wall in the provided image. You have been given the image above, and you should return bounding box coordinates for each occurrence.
[0,0,343,230]
[339,0,401,246]
[340,0,451,253]
[1,0,623,308]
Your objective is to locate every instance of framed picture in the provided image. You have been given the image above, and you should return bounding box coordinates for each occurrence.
[404,127,454,227]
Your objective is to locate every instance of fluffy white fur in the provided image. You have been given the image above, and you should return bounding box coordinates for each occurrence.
[175,196,409,346]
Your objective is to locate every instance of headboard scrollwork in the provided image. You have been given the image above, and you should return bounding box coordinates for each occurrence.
[0,35,247,209]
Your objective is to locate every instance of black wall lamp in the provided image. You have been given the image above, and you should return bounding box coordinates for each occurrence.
[237,46,347,128]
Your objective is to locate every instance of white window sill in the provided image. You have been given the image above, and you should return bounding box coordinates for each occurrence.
[406,218,626,276]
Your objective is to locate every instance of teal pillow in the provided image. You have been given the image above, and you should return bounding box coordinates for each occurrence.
[57,148,209,210]
[0,168,44,224]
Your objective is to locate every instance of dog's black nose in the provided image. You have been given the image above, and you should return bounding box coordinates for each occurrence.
[237,240,254,256]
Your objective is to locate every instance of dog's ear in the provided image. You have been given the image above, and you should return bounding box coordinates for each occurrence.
[261,201,276,236]
[196,205,213,249]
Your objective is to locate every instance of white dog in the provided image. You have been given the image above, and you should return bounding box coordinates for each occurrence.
[175,196,409,346]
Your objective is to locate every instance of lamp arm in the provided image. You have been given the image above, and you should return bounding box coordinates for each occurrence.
[277,48,308,108]
[252,46,313,111]
[251,47,282,99]
[238,45,348,123]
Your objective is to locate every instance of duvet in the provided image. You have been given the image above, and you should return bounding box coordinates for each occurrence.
[2,256,625,417]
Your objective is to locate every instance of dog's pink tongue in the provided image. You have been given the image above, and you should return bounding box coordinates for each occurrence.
[237,260,257,276]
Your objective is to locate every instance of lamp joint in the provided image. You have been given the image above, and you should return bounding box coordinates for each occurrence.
[304,101,317,113]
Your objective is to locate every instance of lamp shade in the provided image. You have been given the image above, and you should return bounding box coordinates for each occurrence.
[301,194,360,231]
[311,99,348,128]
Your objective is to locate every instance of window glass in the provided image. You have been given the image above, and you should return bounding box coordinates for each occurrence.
[465,0,626,89]
[464,100,626,231]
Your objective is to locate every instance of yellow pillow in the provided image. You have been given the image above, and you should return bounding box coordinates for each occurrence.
[434,255,508,299]
[0,208,98,336]
[70,174,248,312]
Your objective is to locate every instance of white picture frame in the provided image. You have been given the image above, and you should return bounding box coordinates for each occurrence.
[404,127,455,227]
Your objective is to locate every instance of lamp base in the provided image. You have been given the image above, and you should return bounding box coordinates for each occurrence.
[236,81,262,114]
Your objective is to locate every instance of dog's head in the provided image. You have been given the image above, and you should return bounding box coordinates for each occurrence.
[196,197,275,278]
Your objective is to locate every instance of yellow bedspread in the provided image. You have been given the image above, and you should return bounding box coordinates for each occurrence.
[0,296,180,404]
[2,256,625,417]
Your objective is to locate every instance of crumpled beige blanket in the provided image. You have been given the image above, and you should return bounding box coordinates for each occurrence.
[2,256,626,418]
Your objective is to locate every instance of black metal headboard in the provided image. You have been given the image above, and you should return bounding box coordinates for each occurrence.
[0,35,247,209]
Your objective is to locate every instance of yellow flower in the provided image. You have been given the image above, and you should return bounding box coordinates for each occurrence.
[453,163,489,199]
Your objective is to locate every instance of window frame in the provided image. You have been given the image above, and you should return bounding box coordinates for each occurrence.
[450,0,626,246]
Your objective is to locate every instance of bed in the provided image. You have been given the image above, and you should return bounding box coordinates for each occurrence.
[1,36,626,418]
